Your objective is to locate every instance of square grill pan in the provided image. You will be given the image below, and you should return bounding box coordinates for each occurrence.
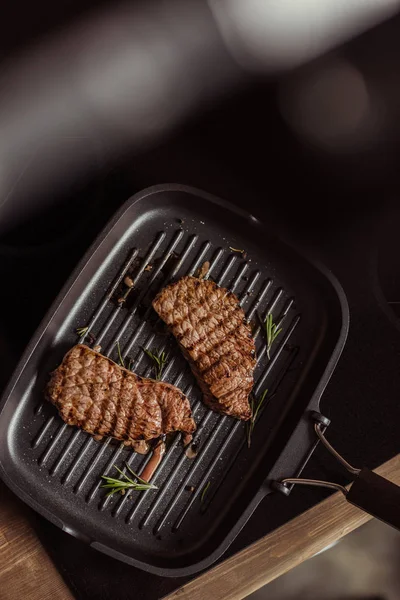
[0,185,348,576]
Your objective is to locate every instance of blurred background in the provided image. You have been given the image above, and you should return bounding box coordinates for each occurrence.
[1,1,400,599]
[2,0,400,240]
[3,0,400,365]
[249,519,400,600]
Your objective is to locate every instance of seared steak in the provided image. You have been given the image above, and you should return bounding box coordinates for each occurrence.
[152,276,256,420]
[47,345,196,443]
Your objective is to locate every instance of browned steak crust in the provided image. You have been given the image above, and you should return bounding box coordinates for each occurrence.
[152,276,256,420]
[46,345,196,442]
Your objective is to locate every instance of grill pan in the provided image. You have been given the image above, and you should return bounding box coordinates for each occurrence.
[0,184,350,576]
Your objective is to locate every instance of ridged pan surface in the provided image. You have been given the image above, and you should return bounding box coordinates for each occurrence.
[0,185,348,576]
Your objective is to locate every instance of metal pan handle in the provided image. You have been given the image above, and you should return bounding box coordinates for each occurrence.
[273,413,400,531]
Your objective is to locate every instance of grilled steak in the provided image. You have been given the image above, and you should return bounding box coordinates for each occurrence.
[152,276,256,420]
[47,345,196,444]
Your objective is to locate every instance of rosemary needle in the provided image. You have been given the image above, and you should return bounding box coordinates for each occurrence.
[101,464,157,497]
[76,326,89,337]
[264,313,282,359]
[247,389,268,448]
[142,347,168,380]
[116,341,125,368]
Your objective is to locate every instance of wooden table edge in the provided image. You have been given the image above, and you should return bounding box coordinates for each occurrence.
[0,484,75,600]
[163,454,400,600]
[0,455,398,600]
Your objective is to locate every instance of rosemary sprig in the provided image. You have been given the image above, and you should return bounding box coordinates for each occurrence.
[76,326,88,337]
[116,341,125,368]
[142,347,168,380]
[201,481,211,504]
[246,389,268,448]
[101,463,157,497]
[264,313,282,359]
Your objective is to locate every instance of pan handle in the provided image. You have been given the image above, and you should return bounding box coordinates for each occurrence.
[273,414,400,531]
[346,468,400,530]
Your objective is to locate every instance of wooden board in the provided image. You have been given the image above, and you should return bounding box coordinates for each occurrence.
[0,482,74,600]
[164,454,400,600]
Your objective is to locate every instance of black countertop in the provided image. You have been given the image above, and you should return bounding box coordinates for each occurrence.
[1,85,400,599]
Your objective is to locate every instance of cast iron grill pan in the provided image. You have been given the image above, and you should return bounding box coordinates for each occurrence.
[0,185,348,576]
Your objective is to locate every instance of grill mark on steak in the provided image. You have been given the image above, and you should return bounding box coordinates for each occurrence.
[124,380,141,440]
[93,350,115,436]
[199,333,255,376]
[183,305,243,352]
[108,368,126,438]
[201,352,244,381]
[104,361,121,436]
[90,346,109,434]
[192,324,254,374]
[46,345,196,443]
[100,350,114,432]
[172,300,241,338]
[153,276,256,421]
[120,374,137,441]
[176,296,241,348]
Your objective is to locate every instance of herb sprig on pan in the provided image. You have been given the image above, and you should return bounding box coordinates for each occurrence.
[101,464,157,496]
[229,247,247,259]
[264,313,282,359]
[246,389,268,448]
[142,348,168,380]
[76,326,89,337]
[116,341,125,368]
